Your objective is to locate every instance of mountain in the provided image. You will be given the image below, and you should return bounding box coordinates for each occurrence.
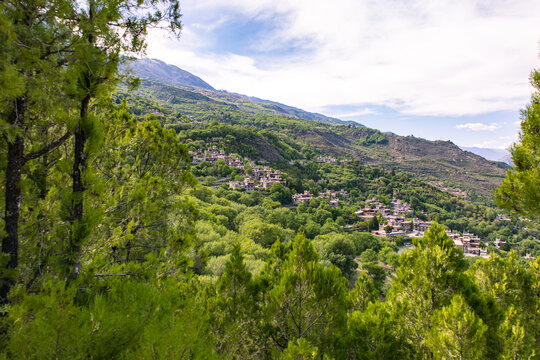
[128,59,354,126]
[127,58,215,90]
[461,146,512,165]
[118,59,508,199]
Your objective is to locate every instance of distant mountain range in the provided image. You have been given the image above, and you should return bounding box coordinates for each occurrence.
[123,58,509,198]
[461,147,512,165]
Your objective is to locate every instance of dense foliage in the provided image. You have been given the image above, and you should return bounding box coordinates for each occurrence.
[496,69,540,217]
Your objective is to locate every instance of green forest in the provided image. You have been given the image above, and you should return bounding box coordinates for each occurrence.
[1,0,539,359]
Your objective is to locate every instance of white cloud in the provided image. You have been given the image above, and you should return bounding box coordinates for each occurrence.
[334,109,377,118]
[456,122,502,131]
[147,0,540,116]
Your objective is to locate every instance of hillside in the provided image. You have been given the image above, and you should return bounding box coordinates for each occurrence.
[293,126,508,198]
[116,75,506,200]
[125,59,507,198]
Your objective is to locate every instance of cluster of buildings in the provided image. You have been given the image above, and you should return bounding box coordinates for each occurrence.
[493,237,507,249]
[355,198,434,238]
[190,147,286,192]
[320,189,349,200]
[495,214,511,222]
[446,231,488,257]
[292,191,314,205]
[316,156,339,164]
[228,178,255,192]
[190,147,244,168]
[355,197,490,257]
[355,198,391,221]
[355,198,413,221]
[252,167,285,187]
[183,120,205,126]
[228,166,285,192]
[315,156,350,164]
[292,189,350,207]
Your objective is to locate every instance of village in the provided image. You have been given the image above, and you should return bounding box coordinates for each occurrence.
[190,147,502,258]
[315,156,350,165]
[291,189,350,208]
[354,197,490,257]
[189,147,286,190]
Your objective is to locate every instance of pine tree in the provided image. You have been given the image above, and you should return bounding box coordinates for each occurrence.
[495,68,540,217]
[266,233,348,356]
[60,0,182,281]
[388,222,467,357]
[0,0,73,305]
[469,252,539,358]
[347,302,408,359]
[426,295,487,360]
[349,272,378,313]
[84,103,197,276]
[211,242,265,357]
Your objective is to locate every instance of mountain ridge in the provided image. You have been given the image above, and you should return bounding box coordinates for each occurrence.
[120,58,507,199]
[128,58,357,126]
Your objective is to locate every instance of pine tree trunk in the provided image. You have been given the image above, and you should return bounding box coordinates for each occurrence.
[67,0,95,282]
[68,95,89,281]
[1,96,26,305]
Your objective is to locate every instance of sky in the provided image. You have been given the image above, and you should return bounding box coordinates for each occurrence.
[146,0,540,150]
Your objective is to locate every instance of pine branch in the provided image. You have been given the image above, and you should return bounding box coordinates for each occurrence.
[23,131,71,163]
